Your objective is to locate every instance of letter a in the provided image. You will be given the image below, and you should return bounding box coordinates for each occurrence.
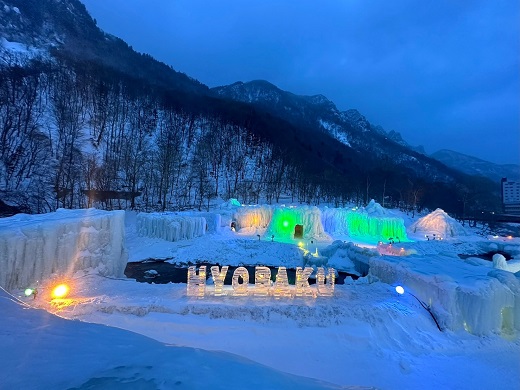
[273,267,291,297]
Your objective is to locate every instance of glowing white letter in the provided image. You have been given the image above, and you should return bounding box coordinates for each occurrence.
[232,266,249,296]
[273,267,291,297]
[211,266,228,296]
[316,267,335,296]
[187,266,206,297]
[254,266,271,296]
[295,267,314,297]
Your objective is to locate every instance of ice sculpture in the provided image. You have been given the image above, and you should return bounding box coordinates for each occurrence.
[254,266,271,296]
[210,266,228,296]
[187,266,206,297]
[0,208,127,291]
[273,267,291,297]
[316,268,335,296]
[137,212,206,242]
[232,266,249,296]
[295,267,314,297]
[266,206,327,241]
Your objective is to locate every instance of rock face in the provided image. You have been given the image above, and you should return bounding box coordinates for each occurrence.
[409,208,468,239]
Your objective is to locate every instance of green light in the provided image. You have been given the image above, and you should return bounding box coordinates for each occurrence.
[268,209,300,239]
[24,288,34,297]
[346,211,408,243]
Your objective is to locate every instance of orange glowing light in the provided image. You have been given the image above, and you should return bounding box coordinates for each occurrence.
[52,284,70,299]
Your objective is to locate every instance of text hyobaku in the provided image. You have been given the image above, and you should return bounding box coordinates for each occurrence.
[187,266,335,298]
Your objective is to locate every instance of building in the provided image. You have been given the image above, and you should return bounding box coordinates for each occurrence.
[501,178,520,215]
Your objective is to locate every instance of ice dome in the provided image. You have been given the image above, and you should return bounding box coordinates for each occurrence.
[409,208,468,239]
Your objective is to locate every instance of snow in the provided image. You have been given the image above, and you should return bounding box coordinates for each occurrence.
[1,204,520,389]
[0,287,343,390]
[0,37,45,64]
[409,208,468,239]
[0,208,127,291]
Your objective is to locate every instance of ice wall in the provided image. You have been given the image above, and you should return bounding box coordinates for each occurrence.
[137,212,206,241]
[266,206,328,240]
[322,202,408,242]
[233,205,274,230]
[369,254,520,335]
[180,212,222,234]
[0,209,127,291]
[321,208,350,236]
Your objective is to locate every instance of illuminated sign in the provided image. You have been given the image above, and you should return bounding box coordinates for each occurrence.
[187,266,335,298]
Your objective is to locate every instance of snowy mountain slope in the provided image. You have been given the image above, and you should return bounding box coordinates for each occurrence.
[213,81,458,183]
[431,149,520,183]
[0,0,209,94]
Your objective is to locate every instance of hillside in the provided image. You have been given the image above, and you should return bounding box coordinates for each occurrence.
[0,0,501,218]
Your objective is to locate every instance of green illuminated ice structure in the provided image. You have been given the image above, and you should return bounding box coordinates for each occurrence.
[265,206,327,241]
[345,200,408,242]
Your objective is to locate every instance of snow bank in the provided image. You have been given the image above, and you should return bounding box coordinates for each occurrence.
[409,208,467,239]
[266,206,328,240]
[369,254,520,335]
[136,212,206,241]
[321,241,377,276]
[233,205,274,230]
[0,209,127,291]
[364,199,390,217]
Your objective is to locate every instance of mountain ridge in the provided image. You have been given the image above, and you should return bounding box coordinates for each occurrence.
[430,149,520,183]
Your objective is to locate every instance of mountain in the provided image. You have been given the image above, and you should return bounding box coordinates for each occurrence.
[0,0,501,217]
[0,0,208,95]
[213,81,455,182]
[431,150,520,183]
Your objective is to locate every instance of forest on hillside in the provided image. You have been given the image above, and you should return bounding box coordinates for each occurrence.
[0,51,499,218]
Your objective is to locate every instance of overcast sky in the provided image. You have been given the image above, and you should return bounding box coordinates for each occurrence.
[81,0,519,165]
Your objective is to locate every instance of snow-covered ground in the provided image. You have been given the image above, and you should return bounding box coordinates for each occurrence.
[1,204,520,389]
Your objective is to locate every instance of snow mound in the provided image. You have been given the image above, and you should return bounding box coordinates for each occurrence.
[364,199,390,217]
[409,208,468,238]
[220,198,242,209]
[0,209,127,291]
[136,212,206,242]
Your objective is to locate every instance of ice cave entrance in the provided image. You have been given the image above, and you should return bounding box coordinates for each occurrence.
[294,224,303,239]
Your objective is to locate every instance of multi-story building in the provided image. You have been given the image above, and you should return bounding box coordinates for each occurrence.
[501,178,520,215]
